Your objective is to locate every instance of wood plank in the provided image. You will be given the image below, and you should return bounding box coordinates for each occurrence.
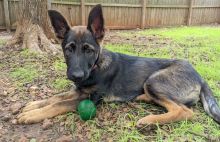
[187,0,193,25]
[193,5,220,8]
[145,5,189,8]
[85,3,142,8]
[81,0,85,25]
[106,25,139,30]
[0,26,6,30]
[52,1,81,5]
[51,2,220,8]
[3,0,10,32]
[141,0,146,29]
[47,0,51,10]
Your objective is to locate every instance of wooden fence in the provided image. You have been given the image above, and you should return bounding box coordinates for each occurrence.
[0,0,220,31]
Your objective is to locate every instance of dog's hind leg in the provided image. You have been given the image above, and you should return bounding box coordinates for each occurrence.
[136,95,193,127]
[136,66,198,127]
[17,93,88,124]
[22,88,78,112]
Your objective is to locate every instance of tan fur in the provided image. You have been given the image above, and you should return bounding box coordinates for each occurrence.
[80,85,97,94]
[71,26,88,34]
[18,91,88,124]
[103,94,123,102]
[136,97,194,127]
[18,99,75,124]
[135,94,152,102]
[71,26,104,45]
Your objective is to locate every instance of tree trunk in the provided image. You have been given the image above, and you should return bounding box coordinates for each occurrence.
[7,0,58,54]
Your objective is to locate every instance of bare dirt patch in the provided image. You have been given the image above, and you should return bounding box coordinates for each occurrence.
[105,30,172,47]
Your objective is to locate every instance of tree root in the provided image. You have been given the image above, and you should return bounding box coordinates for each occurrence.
[7,21,59,55]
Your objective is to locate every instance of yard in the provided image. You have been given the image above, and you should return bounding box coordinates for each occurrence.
[0,26,220,141]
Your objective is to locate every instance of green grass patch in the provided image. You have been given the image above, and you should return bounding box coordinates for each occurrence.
[53,59,66,71]
[0,39,6,46]
[105,44,135,56]
[10,65,39,86]
[51,78,71,90]
[20,48,44,58]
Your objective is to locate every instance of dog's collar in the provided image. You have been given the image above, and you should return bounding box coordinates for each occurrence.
[91,50,100,71]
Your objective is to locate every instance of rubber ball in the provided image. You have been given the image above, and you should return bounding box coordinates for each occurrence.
[77,99,96,121]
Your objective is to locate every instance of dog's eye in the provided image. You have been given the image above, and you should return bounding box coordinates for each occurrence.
[66,43,75,52]
[83,45,94,54]
[68,47,73,52]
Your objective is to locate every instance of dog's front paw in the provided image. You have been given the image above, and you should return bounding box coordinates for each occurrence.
[22,100,48,112]
[17,109,46,124]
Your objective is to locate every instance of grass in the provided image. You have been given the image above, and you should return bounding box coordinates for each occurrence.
[0,39,6,46]
[20,48,40,58]
[104,26,220,141]
[53,59,66,71]
[51,59,70,91]
[51,78,71,91]
[10,65,39,87]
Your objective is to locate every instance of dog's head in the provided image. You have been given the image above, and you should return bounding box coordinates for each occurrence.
[48,4,104,83]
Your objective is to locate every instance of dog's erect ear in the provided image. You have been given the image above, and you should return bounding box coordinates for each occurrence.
[87,4,105,40]
[48,10,70,39]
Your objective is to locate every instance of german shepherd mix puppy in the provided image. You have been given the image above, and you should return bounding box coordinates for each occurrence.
[18,5,220,127]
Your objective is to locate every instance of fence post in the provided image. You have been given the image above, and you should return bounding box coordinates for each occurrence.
[141,0,146,29]
[187,0,193,26]
[47,0,51,10]
[3,0,10,32]
[81,0,85,25]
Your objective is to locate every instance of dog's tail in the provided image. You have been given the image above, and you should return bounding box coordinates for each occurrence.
[200,81,220,124]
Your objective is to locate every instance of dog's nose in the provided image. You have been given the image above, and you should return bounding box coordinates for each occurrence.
[71,70,84,81]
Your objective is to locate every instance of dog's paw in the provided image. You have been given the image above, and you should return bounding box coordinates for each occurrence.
[22,100,48,112]
[136,118,148,128]
[17,109,46,124]
[136,115,155,128]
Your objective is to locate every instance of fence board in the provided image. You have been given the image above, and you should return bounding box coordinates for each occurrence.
[0,0,5,27]
[85,0,141,5]
[145,8,188,27]
[85,5,141,28]
[51,3,81,26]
[192,8,220,24]
[146,0,188,6]
[0,0,219,30]
[8,0,18,28]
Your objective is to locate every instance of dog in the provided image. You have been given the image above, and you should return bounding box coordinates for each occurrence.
[17,4,220,127]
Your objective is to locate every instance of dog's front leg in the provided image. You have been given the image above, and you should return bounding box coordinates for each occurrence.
[17,92,88,124]
[22,89,79,112]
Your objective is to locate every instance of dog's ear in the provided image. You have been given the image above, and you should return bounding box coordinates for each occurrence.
[48,10,70,39]
[87,4,105,41]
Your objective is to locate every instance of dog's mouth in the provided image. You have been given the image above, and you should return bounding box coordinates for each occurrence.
[67,76,84,83]
[67,72,90,84]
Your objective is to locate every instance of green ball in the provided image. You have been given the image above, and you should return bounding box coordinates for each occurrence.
[77,99,96,121]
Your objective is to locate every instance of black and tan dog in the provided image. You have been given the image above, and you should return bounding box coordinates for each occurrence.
[17,5,220,127]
